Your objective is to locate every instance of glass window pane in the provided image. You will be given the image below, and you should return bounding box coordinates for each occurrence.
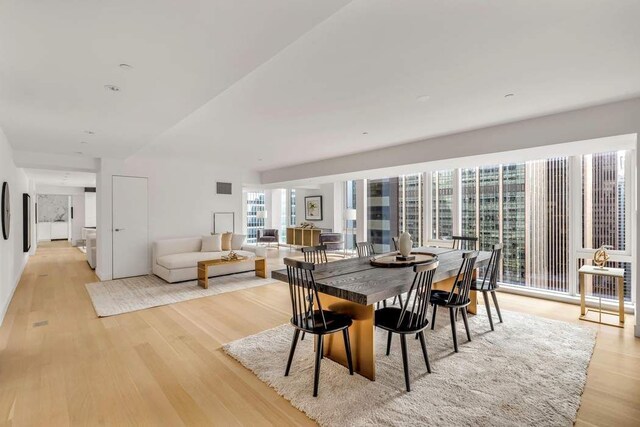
[582,151,626,251]
[367,178,398,253]
[461,168,477,238]
[246,191,265,244]
[431,171,453,240]
[399,174,423,246]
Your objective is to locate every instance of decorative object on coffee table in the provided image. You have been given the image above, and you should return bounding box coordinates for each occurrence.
[1,182,10,240]
[198,256,266,289]
[304,196,323,220]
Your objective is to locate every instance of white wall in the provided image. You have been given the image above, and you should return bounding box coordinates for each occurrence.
[295,183,341,231]
[95,155,258,280]
[84,192,96,227]
[0,128,32,325]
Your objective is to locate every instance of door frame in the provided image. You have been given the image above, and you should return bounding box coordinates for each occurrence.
[112,174,149,279]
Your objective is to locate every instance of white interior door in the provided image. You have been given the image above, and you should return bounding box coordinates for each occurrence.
[113,176,148,279]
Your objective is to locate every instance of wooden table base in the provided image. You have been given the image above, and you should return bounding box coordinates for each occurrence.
[198,257,266,289]
[317,292,375,380]
[315,273,479,381]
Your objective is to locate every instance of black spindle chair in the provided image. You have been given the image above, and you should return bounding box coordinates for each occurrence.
[356,241,375,258]
[299,245,329,341]
[429,251,478,352]
[470,243,503,331]
[284,258,354,397]
[375,260,439,391]
[301,244,329,264]
[451,235,478,251]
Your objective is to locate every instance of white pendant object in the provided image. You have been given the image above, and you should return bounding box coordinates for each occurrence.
[399,231,412,257]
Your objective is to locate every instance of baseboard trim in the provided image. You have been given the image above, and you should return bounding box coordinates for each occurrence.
[0,254,29,327]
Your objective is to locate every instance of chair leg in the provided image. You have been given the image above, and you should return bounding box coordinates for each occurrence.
[491,291,503,323]
[398,294,404,307]
[461,307,471,342]
[482,291,494,331]
[431,304,437,330]
[449,307,459,353]
[392,296,397,305]
[285,329,300,376]
[313,335,323,397]
[300,331,305,341]
[386,331,393,356]
[400,334,411,392]
[383,300,387,308]
[418,331,431,373]
[342,329,354,375]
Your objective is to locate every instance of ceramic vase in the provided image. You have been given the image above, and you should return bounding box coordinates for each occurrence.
[399,232,412,257]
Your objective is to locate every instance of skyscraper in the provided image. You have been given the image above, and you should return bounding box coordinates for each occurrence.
[367,178,399,253]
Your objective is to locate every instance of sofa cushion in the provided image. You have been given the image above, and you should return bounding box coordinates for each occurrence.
[156,250,255,270]
[202,234,222,252]
[231,234,246,250]
[221,232,233,251]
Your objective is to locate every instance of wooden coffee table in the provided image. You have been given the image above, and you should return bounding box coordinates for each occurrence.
[197,256,266,289]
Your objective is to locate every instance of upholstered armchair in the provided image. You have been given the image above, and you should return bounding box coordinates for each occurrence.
[257,229,279,247]
[319,232,343,252]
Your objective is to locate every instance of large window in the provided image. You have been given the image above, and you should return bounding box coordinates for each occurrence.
[581,151,632,301]
[428,149,633,304]
[399,174,423,247]
[345,181,357,250]
[290,189,297,226]
[245,191,265,244]
[368,178,398,253]
[431,170,453,240]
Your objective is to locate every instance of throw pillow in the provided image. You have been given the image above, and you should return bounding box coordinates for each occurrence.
[221,232,233,251]
[231,234,246,250]
[202,234,222,252]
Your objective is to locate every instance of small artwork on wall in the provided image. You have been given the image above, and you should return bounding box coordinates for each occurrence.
[304,196,323,221]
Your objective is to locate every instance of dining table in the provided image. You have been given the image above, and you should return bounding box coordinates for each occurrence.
[271,246,491,381]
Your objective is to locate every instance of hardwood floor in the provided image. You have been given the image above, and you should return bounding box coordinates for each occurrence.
[0,243,638,426]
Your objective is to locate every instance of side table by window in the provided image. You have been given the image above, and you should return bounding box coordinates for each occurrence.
[578,265,624,328]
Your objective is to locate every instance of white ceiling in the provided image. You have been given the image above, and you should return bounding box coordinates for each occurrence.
[2,1,640,172]
[25,169,96,188]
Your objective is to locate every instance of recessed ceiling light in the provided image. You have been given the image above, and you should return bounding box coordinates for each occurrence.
[258,158,263,161]
[119,63,133,70]
[362,132,368,135]
[104,84,120,92]
[504,93,515,98]
[80,141,88,144]
[416,95,430,102]
[84,130,95,135]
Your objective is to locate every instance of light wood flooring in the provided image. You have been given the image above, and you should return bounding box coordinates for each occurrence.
[0,242,638,426]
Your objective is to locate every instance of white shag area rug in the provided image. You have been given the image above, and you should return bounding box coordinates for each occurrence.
[224,309,596,426]
[85,272,277,317]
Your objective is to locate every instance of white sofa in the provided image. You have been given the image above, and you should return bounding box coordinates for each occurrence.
[152,236,256,283]
[86,230,97,269]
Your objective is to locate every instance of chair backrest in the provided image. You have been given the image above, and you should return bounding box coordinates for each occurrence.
[397,260,439,330]
[446,251,479,305]
[356,241,375,257]
[301,244,328,264]
[480,243,503,289]
[452,235,478,250]
[392,237,399,251]
[284,258,326,330]
[260,228,279,238]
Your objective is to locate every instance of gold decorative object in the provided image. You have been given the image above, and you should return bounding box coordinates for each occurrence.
[223,251,239,261]
[593,245,613,269]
